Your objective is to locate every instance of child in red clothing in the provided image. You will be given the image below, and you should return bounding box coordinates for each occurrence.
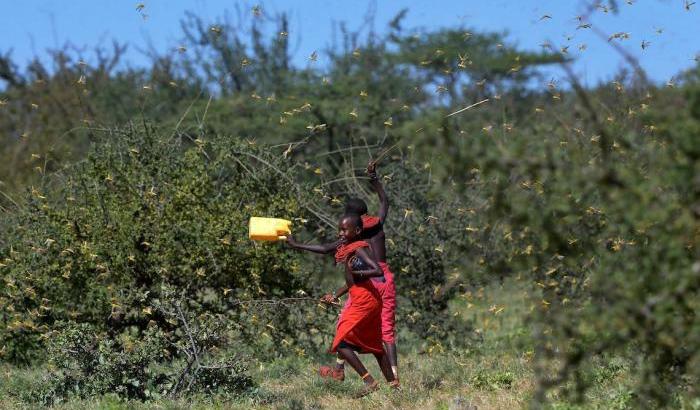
[287,161,399,386]
[291,214,395,397]
[333,162,399,381]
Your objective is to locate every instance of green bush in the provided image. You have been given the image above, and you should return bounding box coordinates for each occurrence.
[463,75,700,406]
[0,124,475,405]
[32,322,169,404]
[30,315,252,405]
[0,126,334,364]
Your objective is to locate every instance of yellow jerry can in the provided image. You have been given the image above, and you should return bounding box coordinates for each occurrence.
[248,217,292,241]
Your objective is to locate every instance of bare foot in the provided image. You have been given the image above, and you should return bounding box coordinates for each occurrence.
[354,379,379,399]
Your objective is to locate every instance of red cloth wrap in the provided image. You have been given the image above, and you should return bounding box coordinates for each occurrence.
[338,264,397,344]
[330,240,383,354]
[361,214,380,229]
[334,240,370,264]
[375,262,396,343]
[330,280,383,354]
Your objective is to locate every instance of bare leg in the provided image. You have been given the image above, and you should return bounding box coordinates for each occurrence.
[335,353,345,370]
[337,347,374,385]
[338,346,381,398]
[384,342,398,379]
[373,352,395,382]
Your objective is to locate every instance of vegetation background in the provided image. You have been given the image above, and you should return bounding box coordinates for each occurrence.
[1,1,699,408]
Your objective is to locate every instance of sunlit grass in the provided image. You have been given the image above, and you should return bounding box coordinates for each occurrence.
[0,277,649,409]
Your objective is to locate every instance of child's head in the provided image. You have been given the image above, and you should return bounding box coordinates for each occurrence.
[345,198,368,215]
[338,213,363,243]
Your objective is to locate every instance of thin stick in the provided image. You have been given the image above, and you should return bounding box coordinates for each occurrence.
[0,189,22,210]
[360,136,373,159]
[316,144,378,158]
[348,139,367,195]
[200,94,213,128]
[232,150,335,228]
[321,176,373,187]
[444,98,490,118]
[370,140,402,166]
[238,297,341,308]
[270,137,309,149]
[172,89,204,136]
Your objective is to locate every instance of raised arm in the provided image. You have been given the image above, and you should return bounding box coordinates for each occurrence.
[286,235,340,254]
[367,161,388,223]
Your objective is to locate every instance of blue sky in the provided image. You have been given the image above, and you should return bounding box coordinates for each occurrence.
[1,0,698,86]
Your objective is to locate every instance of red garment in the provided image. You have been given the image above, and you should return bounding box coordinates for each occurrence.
[331,240,383,354]
[361,214,380,230]
[334,240,370,264]
[330,280,383,354]
[374,262,397,343]
[337,263,397,344]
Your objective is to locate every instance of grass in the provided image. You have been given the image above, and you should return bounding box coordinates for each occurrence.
[0,277,644,409]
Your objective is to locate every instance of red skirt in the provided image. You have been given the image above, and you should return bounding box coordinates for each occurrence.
[330,281,383,354]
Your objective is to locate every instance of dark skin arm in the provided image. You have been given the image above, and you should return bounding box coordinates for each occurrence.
[367,161,388,224]
[321,248,382,304]
[285,234,344,303]
[344,247,383,286]
[286,235,340,254]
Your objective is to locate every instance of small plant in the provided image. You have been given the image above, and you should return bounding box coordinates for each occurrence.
[28,294,254,405]
[469,369,514,390]
[29,322,169,404]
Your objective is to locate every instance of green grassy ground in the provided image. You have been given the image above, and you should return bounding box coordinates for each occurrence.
[0,277,639,409]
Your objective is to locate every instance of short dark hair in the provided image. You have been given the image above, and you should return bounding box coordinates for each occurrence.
[340,213,363,230]
[345,198,368,215]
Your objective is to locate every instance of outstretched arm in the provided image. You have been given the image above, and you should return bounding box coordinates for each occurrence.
[286,235,340,254]
[367,161,388,224]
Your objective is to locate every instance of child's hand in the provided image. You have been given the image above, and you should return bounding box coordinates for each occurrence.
[285,235,298,247]
[366,161,378,180]
[320,293,337,304]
